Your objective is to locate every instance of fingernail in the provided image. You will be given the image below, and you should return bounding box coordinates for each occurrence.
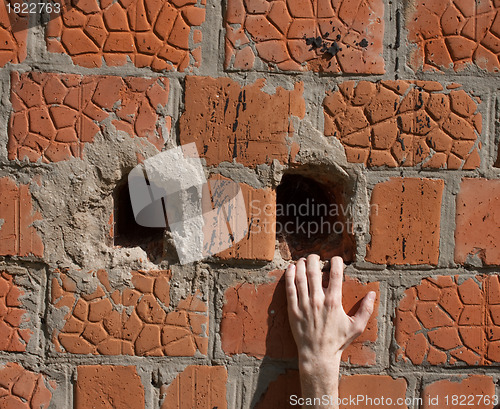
[367,291,376,301]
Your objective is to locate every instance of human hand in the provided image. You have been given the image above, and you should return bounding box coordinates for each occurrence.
[286,255,375,385]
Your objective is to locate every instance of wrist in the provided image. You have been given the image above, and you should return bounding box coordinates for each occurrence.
[298,352,342,376]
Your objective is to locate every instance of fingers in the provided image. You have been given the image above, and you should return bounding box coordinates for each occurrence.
[351,291,376,336]
[325,256,344,305]
[305,254,323,302]
[285,264,298,314]
[295,258,309,308]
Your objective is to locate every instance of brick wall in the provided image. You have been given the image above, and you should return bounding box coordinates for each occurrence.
[0,0,499,407]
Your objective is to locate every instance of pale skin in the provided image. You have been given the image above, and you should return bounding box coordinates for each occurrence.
[285,255,376,409]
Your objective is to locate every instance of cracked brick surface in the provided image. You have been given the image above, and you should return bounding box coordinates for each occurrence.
[0,176,43,257]
[408,0,500,72]
[214,175,276,261]
[422,375,496,409]
[51,269,208,356]
[160,366,227,409]
[0,271,31,352]
[255,371,408,409]
[395,275,500,365]
[0,362,54,409]
[0,1,28,66]
[46,0,205,71]
[455,178,500,266]
[9,72,170,162]
[224,0,384,73]
[366,178,444,265]
[323,80,482,168]
[75,365,144,409]
[221,270,379,365]
[179,76,305,167]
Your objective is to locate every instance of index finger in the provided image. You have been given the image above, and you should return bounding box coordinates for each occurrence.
[325,256,344,306]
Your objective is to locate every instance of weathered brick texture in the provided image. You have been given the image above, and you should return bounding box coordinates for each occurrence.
[0,177,43,257]
[46,0,205,71]
[366,178,444,265]
[422,375,496,409]
[225,0,385,73]
[75,365,144,409]
[455,178,500,266]
[51,269,208,356]
[0,362,54,409]
[395,275,500,365]
[160,366,227,409]
[9,72,170,162]
[408,0,500,72]
[179,76,305,167]
[324,80,481,168]
[0,271,31,352]
[221,270,379,365]
[0,2,28,66]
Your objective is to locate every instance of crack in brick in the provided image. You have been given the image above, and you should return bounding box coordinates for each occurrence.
[0,177,43,257]
[0,1,28,66]
[46,0,205,71]
[324,80,481,169]
[0,271,32,352]
[51,269,208,357]
[0,362,54,408]
[225,0,385,73]
[408,0,500,72]
[395,275,500,365]
[9,72,171,163]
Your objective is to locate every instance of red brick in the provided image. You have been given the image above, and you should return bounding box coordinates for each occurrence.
[180,76,304,167]
[395,275,500,365]
[51,269,208,356]
[225,0,384,73]
[255,371,408,409]
[0,363,53,408]
[75,365,144,409]
[422,375,496,409]
[9,72,170,162]
[46,0,205,71]
[0,2,28,66]
[0,271,32,352]
[215,176,276,261]
[160,366,227,409]
[0,177,43,257]
[324,80,481,168]
[408,0,500,72]
[455,178,500,265]
[366,178,444,265]
[221,270,379,364]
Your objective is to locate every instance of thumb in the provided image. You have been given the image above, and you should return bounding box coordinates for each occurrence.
[351,291,376,337]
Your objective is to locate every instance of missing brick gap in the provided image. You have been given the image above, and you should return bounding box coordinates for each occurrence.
[112,176,164,261]
[276,173,354,261]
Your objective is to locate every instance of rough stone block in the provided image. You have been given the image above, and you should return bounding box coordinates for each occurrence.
[50,269,208,357]
[160,366,227,409]
[324,80,481,169]
[179,76,305,167]
[225,0,385,73]
[9,72,170,162]
[455,178,500,266]
[395,275,500,365]
[46,0,205,71]
[366,178,444,265]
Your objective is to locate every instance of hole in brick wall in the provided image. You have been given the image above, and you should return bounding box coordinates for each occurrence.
[276,173,354,261]
[113,177,164,260]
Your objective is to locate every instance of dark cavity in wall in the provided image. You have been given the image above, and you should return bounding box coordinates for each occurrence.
[276,174,354,261]
[113,177,164,262]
